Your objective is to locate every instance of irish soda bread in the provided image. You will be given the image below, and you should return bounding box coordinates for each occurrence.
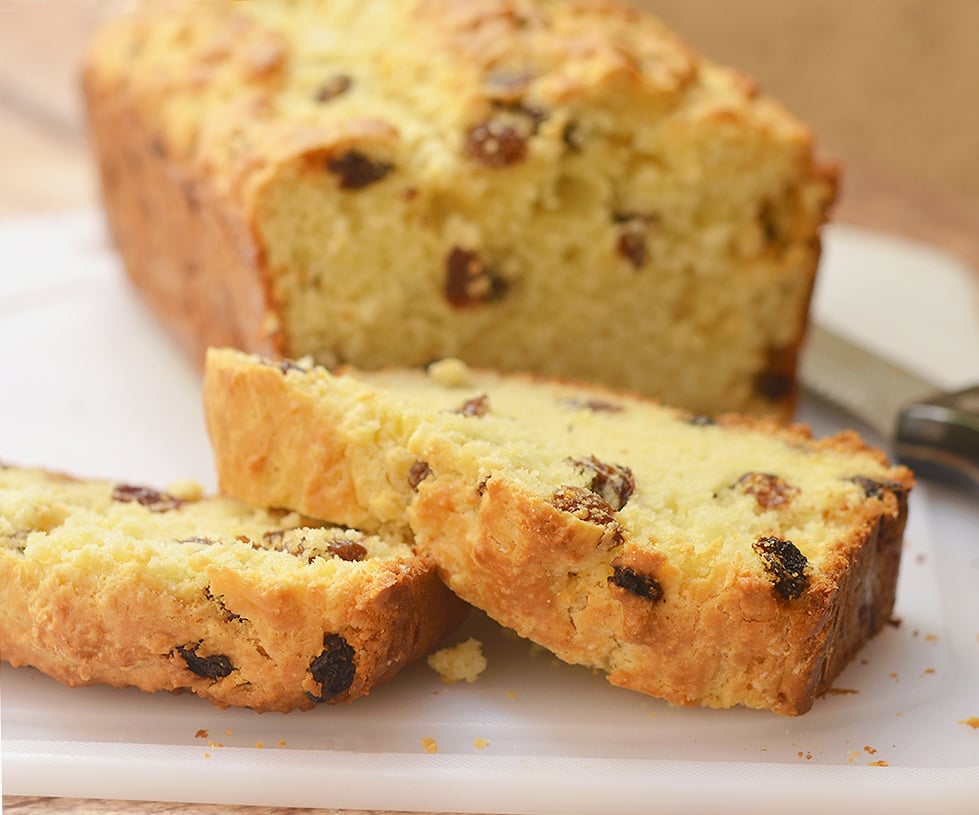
[204,349,913,715]
[0,465,465,712]
[84,0,836,418]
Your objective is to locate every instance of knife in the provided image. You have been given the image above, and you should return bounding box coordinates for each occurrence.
[799,322,979,489]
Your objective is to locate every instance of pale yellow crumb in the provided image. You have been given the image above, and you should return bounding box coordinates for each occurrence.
[428,637,487,684]
[255,741,264,749]
[422,737,438,754]
[868,760,889,767]
[203,753,211,759]
[959,716,979,729]
[473,738,490,749]
[278,739,287,747]
[506,690,516,700]
[225,729,233,736]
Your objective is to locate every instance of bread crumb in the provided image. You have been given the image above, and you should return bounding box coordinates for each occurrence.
[165,479,204,501]
[868,760,889,767]
[194,729,208,739]
[422,736,439,754]
[203,752,211,759]
[473,737,490,749]
[959,716,979,729]
[826,687,859,696]
[506,690,516,700]
[864,745,877,755]
[255,741,264,749]
[427,358,471,388]
[428,637,486,683]
[278,739,287,746]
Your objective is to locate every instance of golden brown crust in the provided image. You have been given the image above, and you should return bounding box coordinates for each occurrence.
[0,465,466,712]
[81,60,282,364]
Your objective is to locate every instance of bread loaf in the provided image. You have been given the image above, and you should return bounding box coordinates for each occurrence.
[83,0,836,418]
[0,464,465,712]
[203,349,912,715]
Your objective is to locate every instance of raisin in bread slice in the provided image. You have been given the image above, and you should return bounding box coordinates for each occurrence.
[0,465,465,712]
[83,0,835,419]
[204,349,913,715]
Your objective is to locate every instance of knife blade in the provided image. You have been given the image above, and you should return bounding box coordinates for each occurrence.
[799,322,979,489]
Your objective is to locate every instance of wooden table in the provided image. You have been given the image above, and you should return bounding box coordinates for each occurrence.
[1,6,976,815]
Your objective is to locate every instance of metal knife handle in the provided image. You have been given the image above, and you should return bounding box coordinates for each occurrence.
[895,385,979,490]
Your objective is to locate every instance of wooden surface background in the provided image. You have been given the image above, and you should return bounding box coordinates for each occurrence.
[1,1,976,813]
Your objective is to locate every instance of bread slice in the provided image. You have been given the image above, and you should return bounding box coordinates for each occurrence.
[204,348,913,715]
[0,465,465,712]
[83,0,835,418]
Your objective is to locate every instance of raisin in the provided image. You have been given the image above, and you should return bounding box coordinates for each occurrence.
[561,397,623,413]
[262,529,285,547]
[755,371,792,401]
[616,229,647,269]
[609,565,663,602]
[177,643,234,679]
[455,394,490,417]
[752,536,809,600]
[464,119,528,167]
[307,634,356,703]
[851,475,905,500]
[407,460,432,490]
[759,199,782,246]
[569,456,635,511]
[549,486,624,547]
[327,539,368,562]
[562,121,584,151]
[735,472,799,509]
[444,247,508,308]
[327,151,393,189]
[314,73,352,103]
[754,346,796,402]
[112,484,182,513]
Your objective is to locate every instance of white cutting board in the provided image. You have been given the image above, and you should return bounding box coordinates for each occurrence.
[1,210,977,814]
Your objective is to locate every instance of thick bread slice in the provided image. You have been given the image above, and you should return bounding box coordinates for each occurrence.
[0,465,465,712]
[204,348,913,715]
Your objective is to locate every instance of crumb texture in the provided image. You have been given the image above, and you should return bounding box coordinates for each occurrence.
[84,0,836,418]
